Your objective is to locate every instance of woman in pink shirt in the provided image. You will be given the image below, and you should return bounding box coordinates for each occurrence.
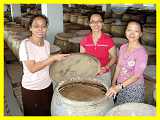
[80,13,117,87]
[106,21,148,105]
[19,14,69,116]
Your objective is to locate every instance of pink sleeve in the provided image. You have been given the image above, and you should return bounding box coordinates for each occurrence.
[134,49,148,77]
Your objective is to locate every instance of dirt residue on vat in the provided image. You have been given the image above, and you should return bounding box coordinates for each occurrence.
[59,82,106,101]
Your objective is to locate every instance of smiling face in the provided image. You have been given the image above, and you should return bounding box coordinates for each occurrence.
[125,22,142,43]
[89,14,103,32]
[30,17,48,39]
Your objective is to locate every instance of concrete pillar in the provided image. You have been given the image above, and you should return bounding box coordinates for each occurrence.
[10,4,21,21]
[41,4,63,44]
[106,4,111,14]
[102,5,107,12]
[102,4,111,15]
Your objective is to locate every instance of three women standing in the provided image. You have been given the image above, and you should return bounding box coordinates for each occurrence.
[19,13,148,115]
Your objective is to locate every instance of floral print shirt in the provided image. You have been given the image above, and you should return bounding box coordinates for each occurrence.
[117,44,148,86]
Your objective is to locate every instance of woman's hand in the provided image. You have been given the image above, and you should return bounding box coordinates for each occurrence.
[96,66,109,76]
[50,54,70,62]
[106,84,121,97]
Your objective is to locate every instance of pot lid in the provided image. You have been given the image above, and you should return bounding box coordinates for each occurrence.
[50,53,100,82]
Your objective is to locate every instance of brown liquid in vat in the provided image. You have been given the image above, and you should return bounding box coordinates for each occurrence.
[59,82,106,101]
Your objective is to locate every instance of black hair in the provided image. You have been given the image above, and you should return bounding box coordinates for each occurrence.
[88,12,105,22]
[29,14,49,28]
[125,20,143,44]
[126,20,143,32]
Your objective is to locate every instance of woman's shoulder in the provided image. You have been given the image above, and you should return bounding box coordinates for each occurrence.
[100,32,113,44]
[80,33,91,43]
[120,43,128,50]
[44,40,50,46]
[20,38,30,45]
[84,33,91,39]
[130,45,148,59]
[137,45,148,55]
[44,39,49,43]
[102,32,112,38]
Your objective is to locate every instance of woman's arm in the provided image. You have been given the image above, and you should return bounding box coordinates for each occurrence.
[98,46,117,76]
[107,46,117,68]
[24,54,69,73]
[80,45,85,53]
[111,64,121,86]
[106,74,140,97]
[106,49,148,97]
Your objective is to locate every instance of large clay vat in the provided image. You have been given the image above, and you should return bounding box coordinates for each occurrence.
[142,27,156,47]
[112,37,128,48]
[70,14,79,23]
[77,15,87,25]
[63,13,71,22]
[49,53,114,115]
[146,15,156,24]
[75,30,90,37]
[50,45,61,55]
[51,79,114,116]
[50,53,101,84]
[102,18,114,33]
[5,30,30,58]
[54,32,76,53]
[68,36,85,53]
[144,65,156,104]
[143,45,156,65]
[111,22,127,37]
[106,103,156,116]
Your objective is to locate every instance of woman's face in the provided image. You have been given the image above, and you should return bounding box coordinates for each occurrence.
[30,17,48,38]
[89,14,103,32]
[125,22,142,43]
